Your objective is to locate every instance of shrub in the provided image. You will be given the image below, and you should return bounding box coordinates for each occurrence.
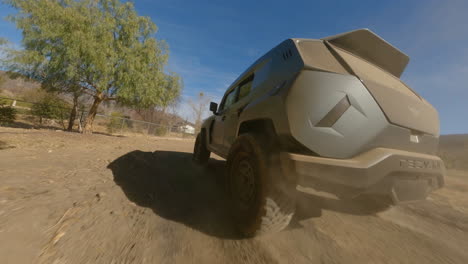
[30,94,71,127]
[0,100,17,124]
[107,112,126,133]
[153,126,168,136]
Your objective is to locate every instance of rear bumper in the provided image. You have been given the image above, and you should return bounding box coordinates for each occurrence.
[280,148,445,202]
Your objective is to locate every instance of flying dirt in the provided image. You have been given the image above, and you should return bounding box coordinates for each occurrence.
[0,127,467,263]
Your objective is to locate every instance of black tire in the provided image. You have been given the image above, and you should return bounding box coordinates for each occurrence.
[193,131,210,165]
[226,133,296,237]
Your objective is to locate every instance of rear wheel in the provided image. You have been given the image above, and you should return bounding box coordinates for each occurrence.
[193,131,210,165]
[227,133,296,237]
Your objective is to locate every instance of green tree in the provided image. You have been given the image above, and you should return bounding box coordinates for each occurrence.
[1,7,85,131]
[4,0,177,133]
[134,72,182,125]
[41,78,82,131]
[159,73,183,114]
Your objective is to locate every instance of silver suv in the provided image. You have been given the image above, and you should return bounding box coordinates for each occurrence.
[192,29,445,237]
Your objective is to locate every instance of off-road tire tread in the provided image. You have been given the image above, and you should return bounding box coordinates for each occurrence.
[227,133,296,237]
[193,131,210,165]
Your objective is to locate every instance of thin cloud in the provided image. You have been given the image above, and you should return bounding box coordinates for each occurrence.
[167,53,236,122]
[168,54,237,96]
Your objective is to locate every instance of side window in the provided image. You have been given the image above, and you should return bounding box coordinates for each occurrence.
[219,88,238,112]
[238,74,254,100]
[218,74,254,112]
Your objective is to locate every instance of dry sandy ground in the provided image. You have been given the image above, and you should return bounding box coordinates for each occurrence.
[1,127,467,264]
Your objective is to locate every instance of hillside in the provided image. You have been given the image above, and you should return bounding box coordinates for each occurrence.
[439,134,468,170]
[0,71,40,98]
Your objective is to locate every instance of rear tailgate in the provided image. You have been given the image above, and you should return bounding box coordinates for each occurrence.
[329,44,440,136]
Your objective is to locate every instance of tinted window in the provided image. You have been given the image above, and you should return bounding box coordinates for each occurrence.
[220,88,237,111]
[238,75,253,100]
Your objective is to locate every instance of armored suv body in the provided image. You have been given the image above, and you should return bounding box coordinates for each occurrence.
[192,29,445,237]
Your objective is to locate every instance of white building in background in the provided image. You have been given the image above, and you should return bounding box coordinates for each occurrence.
[179,124,195,134]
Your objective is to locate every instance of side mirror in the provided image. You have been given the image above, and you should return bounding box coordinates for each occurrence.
[209,102,218,114]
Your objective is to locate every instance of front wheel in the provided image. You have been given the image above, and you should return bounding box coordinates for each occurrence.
[227,134,296,237]
[193,131,210,165]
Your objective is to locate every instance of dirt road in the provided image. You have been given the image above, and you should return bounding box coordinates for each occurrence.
[1,127,468,263]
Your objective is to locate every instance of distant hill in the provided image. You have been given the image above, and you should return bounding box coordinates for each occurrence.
[0,71,40,99]
[438,134,468,170]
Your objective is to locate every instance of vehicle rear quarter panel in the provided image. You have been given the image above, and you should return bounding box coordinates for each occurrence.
[235,39,304,137]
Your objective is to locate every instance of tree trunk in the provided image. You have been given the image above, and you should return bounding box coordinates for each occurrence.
[67,95,79,132]
[83,95,103,134]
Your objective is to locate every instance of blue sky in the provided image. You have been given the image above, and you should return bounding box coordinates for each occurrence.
[1,0,467,134]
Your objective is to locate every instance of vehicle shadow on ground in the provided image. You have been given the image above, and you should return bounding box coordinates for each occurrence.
[108,150,390,239]
[108,150,242,239]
